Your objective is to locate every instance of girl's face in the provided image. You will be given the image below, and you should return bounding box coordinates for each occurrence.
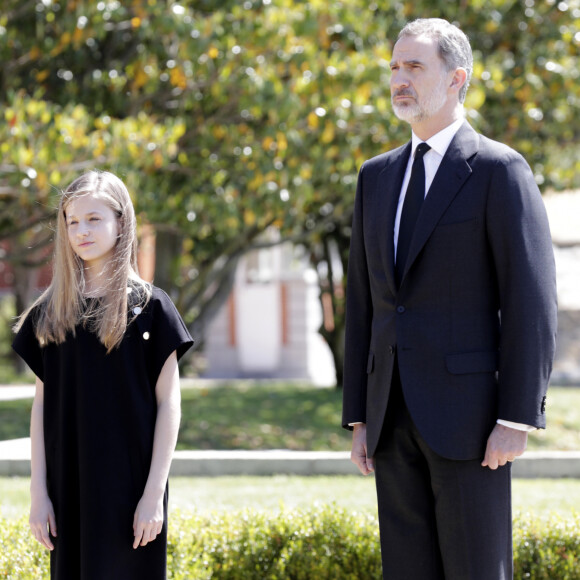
[65,195,119,271]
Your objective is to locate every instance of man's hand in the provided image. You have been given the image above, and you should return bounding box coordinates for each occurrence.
[351,423,375,475]
[482,424,528,470]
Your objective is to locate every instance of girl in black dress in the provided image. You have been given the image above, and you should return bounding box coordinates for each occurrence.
[12,171,193,579]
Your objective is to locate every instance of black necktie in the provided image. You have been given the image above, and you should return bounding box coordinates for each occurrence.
[395,142,431,287]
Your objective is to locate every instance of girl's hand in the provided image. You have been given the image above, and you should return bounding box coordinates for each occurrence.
[132,494,164,549]
[29,493,57,550]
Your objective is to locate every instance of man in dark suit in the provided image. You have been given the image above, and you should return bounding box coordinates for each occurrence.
[342,18,557,579]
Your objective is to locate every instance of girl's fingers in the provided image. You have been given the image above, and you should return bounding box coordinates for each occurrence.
[134,522,162,548]
[31,523,54,551]
[42,533,55,551]
[140,526,154,546]
[48,510,57,537]
[133,526,144,550]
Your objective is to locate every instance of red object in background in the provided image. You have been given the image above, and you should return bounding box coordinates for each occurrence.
[0,242,52,293]
[0,259,14,290]
[0,242,15,290]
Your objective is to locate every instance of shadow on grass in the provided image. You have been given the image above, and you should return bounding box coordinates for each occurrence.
[4,383,577,452]
[0,399,33,440]
[178,383,351,451]
[0,383,351,450]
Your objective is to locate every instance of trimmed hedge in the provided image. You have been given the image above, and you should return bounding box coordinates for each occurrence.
[1,508,580,579]
[168,507,380,579]
[514,514,580,579]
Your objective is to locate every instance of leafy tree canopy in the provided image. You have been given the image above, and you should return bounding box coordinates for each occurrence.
[1,0,578,376]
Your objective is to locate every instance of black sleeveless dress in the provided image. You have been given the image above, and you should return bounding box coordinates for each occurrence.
[12,286,193,580]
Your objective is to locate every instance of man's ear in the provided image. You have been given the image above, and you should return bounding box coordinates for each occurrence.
[449,67,468,94]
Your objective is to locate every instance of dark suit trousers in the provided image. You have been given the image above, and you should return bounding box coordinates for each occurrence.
[374,368,513,580]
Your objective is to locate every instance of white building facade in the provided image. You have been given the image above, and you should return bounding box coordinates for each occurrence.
[202,239,335,385]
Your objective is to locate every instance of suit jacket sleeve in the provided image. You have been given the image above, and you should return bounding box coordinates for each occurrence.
[486,151,557,428]
[342,163,373,428]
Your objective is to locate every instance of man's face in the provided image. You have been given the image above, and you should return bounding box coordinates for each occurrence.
[390,34,452,125]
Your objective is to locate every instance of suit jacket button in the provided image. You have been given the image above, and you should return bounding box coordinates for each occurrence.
[397,306,405,314]
[389,345,395,355]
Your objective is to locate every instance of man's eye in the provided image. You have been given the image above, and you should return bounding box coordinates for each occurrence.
[89,217,100,222]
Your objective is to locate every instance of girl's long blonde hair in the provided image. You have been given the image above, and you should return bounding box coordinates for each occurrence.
[14,171,151,352]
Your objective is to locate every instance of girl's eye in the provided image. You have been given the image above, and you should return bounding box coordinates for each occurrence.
[89,217,100,222]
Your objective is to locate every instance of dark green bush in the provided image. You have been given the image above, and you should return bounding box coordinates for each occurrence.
[1,508,579,579]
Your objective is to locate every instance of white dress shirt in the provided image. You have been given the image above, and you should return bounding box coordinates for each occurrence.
[350,118,534,432]
[394,117,464,260]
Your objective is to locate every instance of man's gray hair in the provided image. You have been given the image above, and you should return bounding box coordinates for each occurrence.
[398,18,473,104]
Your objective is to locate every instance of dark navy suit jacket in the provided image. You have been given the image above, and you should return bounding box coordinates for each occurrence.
[342,121,558,460]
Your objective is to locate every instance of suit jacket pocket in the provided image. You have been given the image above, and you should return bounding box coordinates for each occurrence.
[367,351,375,374]
[446,351,498,374]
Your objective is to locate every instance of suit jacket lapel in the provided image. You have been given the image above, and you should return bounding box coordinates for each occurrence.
[401,122,479,285]
[378,142,411,296]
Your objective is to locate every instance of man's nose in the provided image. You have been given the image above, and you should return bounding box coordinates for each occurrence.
[390,70,409,90]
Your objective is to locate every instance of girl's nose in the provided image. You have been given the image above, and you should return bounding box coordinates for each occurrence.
[76,223,90,237]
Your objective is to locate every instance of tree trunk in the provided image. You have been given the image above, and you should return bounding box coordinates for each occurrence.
[153,227,183,299]
[311,229,349,389]
[11,264,38,374]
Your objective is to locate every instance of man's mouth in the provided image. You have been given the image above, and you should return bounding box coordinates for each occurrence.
[393,92,415,100]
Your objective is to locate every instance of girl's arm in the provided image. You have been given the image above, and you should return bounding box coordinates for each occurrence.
[29,377,57,550]
[132,350,181,549]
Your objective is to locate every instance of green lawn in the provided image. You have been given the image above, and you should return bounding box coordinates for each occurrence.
[2,383,580,451]
[177,382,350,450]
[0,366,30,385]
[1,475,579,521]
[0,398,33,441]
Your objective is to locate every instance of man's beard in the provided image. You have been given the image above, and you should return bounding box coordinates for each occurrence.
[391,77,448,124]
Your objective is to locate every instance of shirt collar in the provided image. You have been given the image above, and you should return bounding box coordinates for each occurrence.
[411,117,465,158]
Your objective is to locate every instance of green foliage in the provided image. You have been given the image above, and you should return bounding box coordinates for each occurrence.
[2,510,580,579]
[167,507,381,579]
[514,514,580,579]
[1,0,579,381]
[0,295,35,383]
[0,296,16,366]
[0,514,48,579]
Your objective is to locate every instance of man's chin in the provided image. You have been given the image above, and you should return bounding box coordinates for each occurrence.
[392,104,420,124]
